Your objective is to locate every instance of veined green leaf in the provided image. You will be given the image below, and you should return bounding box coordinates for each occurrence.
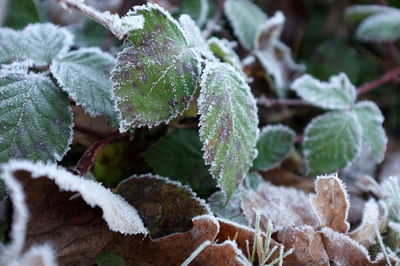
[0,23,73,66]
[208,37,244,76]
[0,73,73,162]
[252,124,295,172]
[50,48,118,124]
[199,62,258,200]
[112,4,200,131]
[304,111,362,175]
[356,11,400,42]
[224,0,268,50]
[291,73,356,110]
[344,5,398,23]
[354,101,387,163]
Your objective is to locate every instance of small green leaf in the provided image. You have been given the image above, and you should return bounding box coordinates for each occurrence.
[177,0,211,26]
[0,23,73,66]
[112,4,200,130]
[95,252,124,266]
[142,129,216,198]
[254,12,304,98]
[291,73,356,110]
[199,62,258,200]
[344,5,398,23]
[69,19,109,47]
[356,12,400,42]
[208,37,244,76]
[252,125,295,172]
[0,73,73,162]
[4,0,40,29]
[354,101,387,163]
[224,0,268,50]
[304,111,362,175]
[50,48,118,124]
[245,172,263,191]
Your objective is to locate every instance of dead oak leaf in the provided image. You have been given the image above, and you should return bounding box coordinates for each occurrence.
[310,174,350,233]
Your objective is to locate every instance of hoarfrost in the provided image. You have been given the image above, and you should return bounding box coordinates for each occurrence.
[8,244,57,266]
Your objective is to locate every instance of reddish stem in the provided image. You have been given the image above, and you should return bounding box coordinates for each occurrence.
[203,0,226,38]
[356,67,400,96]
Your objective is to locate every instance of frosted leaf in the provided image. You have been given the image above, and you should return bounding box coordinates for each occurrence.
[8,244,57,266]
[0,28,24,64]
[208,37,245,77]
[50,48,118,124]
[303,111,362,175]
[291,73,356,110]
[178,0,210,27]
[115,174,211,238]
[254,12,305,98]
[252,124,295,172]
[112,4,200,130]
[348,199,387,248]
[0,73,73,162]
[356,11,400,42]
[224,0,268,50]
[242,183,318,232]
[0,160,146,264]
[198,62,258,200]
[310,174,350,233]
[244,172,263,191]
[179,14,216,60]
[344,5,399,23]
[354,101,387,163]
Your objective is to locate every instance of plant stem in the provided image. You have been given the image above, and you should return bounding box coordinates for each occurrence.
[203,0,226,38]
[57,0,128,39]
[257,95,310,108]
[356,67,400,96]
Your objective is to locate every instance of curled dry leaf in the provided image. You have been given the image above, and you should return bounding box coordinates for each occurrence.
[348,199,388,248]
[277,225,329,265]
[115,174,211,238]
[310,174,350,233]
[242,183,318,232]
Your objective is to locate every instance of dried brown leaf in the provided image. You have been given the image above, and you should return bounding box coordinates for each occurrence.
[115,174,211,238]
[277,225,329,265]
[242,183,318,232]
[311,174,350,233]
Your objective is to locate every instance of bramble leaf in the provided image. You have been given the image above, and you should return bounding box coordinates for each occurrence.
[208,37,244,76]
[291,73,356,110]
[224,0,268,50]
[354,101,387,163]
[252,124,295,171]
[356,11,400,42]
[304,111,362,175]
[254,11,304,98]
[112,4,200,130]
[198,62,258,200]
[143,129,215,198]
[0,73,73,162]
[50,48,118,124]
[0,23,73,66]
[344,5,398,23]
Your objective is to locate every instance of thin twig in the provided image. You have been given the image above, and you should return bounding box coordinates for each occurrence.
[203,0,226,39]
[356,67,400,96]
[257,95,310,108]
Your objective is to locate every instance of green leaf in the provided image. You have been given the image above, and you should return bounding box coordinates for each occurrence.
[304,111,362,175]
[224,0,268,50]
[177,0,211,27]
[142,128,216,198]
[344,5,399,23]
[199,62,258,200]
[291,73,356,110]
[0,73,73,162]
[254,11,304,98]
[354,101,387,163]
[208,37,244,76]
[0,23,73,66]
[245,172,263,191]
[50,48,118,124]
[69,19,109,47]
[252,125,295,172]
[112,4,200,130]
[356,12,400,42]
[95,252,124,266]
[4,0,40,29]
